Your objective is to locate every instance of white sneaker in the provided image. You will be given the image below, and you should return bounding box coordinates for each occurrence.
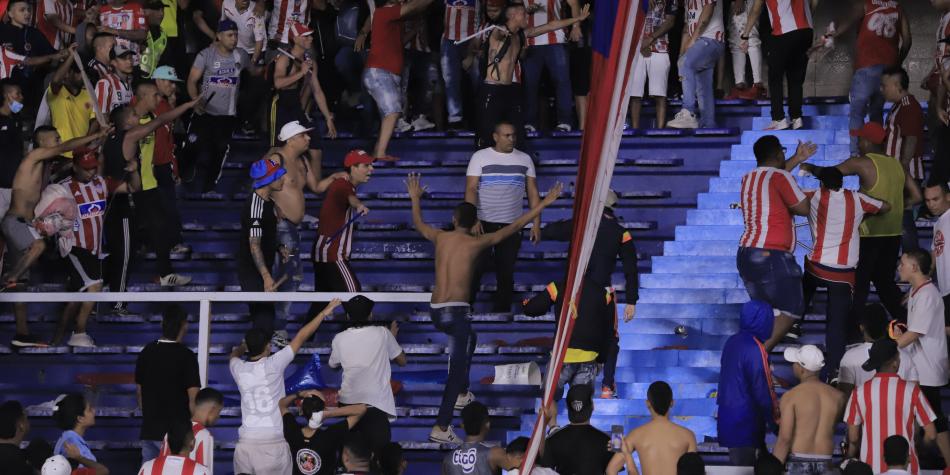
[170,243,191,254]
[454,391,475,410]
[765,118,790,130]
[429,426,463,444]
[67,332,96,348]
[791,117,804,130]
[160,273,192,287]
[411,115,435,131]
[667,110,698,129]
[395,117,413,133]
[524,124,537,134]
[555,123,572,132]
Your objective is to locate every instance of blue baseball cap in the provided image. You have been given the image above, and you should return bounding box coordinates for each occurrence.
[218,19,238,33]
[250,158,287,189]
[150,65,182,82]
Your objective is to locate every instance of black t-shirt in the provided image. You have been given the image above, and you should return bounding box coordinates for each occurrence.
[540,424,612,475]
[0,113,23,188]
[238,191,277,273]
[0,23,55,83]
[0,443,32,475]
[135,340,201,440]
[103,129,135,211]
[282,414,349,475]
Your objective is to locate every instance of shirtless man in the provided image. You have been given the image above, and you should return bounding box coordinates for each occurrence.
[267,120,342,345]
[774,345,845,473]
[476,2,590,147]
[606,381,697,475]
[1,126,110,347]
[407,172,562,444]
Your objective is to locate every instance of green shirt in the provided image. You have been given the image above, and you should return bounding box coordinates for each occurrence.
[859,153,904,237]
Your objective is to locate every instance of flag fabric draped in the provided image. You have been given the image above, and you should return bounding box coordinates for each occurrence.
[519,0,645,471]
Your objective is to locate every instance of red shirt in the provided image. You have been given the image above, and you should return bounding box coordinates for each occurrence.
[804,188,882,269]
[313,178,356,262]
[99,1,146,54]
[764,0,813,35]
[844,373,936,474]
[885,94,925,180]
[739,167,807,252]
[151,100,178,174]
[365,4,404,75]
[854,0,903,70]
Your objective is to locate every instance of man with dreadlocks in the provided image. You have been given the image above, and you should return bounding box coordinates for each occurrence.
[474,1,589,148]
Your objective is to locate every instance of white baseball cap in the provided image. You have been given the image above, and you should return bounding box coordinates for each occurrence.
[278,120,313,142]
[784,344,825,372]
[42,455,72,475]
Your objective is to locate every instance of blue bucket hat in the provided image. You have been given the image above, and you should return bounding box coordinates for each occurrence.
[250,158,287,189]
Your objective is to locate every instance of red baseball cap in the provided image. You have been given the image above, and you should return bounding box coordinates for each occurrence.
[290,21,313,39]
[849,122,886,145]
[343,149,375,167]
[75,148,99,170]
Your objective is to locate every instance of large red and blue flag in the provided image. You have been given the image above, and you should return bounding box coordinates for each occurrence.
[520,0,646,470]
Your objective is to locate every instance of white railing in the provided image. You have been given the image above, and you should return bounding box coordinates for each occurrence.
[0,292,432,385]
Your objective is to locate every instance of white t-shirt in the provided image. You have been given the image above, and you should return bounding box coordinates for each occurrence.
[466,147,536,224]
[221,0,266,55]
[933,210,950,296]
[230,346,295,441]
[329,326,403,416]
[839,342,875,389]
[900,282,950,387]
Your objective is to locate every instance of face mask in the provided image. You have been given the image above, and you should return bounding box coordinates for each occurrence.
[9,100,23,114]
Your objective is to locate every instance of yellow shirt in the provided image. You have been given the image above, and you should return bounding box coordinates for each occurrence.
[564,348,598,364]
[860,153,905,237]
[47,85,94,158]
[138,115,158,191]
[161,0,178,37]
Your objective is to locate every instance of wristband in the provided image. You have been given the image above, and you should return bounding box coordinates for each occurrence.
[740,34,749,40]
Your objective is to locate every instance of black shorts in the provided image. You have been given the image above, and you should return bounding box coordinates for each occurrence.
[271,92,323,150]
[921,385,949,433]
[65,247,103,292]
[569,45,592,96]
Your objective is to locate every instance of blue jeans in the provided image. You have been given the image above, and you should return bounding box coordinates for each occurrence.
[274,219,301,331]
[849,64,886,153]
[554,362,599,401]
[431,304,477,427]
[681,37,725,128]
[523,44,574,127]
[141,439,162,463]
[737,247,804,318]
[441,38,481,123]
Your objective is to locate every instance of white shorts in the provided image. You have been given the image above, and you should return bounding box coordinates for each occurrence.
[234,439,292,475]
[629,51,670,98]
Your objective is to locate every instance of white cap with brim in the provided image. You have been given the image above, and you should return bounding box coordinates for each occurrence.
[784,344,825,372]
[278,120,314,142]
[42,455,72,475]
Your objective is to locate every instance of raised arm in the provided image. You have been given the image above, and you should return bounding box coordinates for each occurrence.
[324,403,368,429]
[289,299,342,353]
[123,97,201,158]
[399,0,436,19]
[480,182,563,246]
[407,173,442,242]
[28,127,111,162]
[526,4,589,38]
[49,45,78,94]
[898,7,911,63]
[784,140,818,171]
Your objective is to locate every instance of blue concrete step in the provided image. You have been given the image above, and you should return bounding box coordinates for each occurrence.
[620,318,739,336]
[638,288,749,304]
[551,398,717,417]
[728,144,851,162]
[641,272,743,288]
[662,240,739,256]
[751,115,850,130]
[718,159,850,177]
[740,129,849,145]
[757,103,851,117]
[708,175,860,193]
[651,256,741,274]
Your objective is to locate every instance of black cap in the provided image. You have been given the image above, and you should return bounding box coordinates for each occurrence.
[862,338,899,372]
[142,0,164,10]
[566,384,594,423]
[343,295,374,322]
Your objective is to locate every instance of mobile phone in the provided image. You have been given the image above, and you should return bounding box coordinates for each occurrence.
[610,425,624,452]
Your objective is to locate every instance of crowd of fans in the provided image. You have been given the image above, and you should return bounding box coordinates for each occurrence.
[0,0,949,472]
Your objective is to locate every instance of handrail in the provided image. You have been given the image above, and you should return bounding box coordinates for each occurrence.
[0,291,433,385]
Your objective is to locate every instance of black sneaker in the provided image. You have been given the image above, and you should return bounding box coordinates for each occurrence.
[112,304,131,316]
[12,334,46,347]
[785,320,803,340]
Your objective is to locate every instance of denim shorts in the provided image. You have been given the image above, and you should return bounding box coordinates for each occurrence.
[554,362,599,400]
[363,67,403,116]
[737,247,804,319]
[785,454,835,475]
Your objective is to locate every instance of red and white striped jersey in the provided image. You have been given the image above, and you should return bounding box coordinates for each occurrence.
[95,72,132,114]
[99,3,146,55]
[936,11,950,68]
[885,94,925,180]
[844,373,936,474]
[804,188,882,269]
[60,175,118,257]
[525,0,566,46]
[313,178,355,262]
[763,0,813,35]
[159,422,214,474]
[36,0,76,49]
[685,0,724,42]
[444,0,479,41]
[268,0,309,44]
[739,167,807,252]
[0,46,25,79]
[137,455,210,475]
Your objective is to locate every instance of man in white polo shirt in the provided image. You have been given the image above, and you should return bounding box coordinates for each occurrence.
[893,249,950,467]
[465,121,543,312]
[924,180,950,316]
